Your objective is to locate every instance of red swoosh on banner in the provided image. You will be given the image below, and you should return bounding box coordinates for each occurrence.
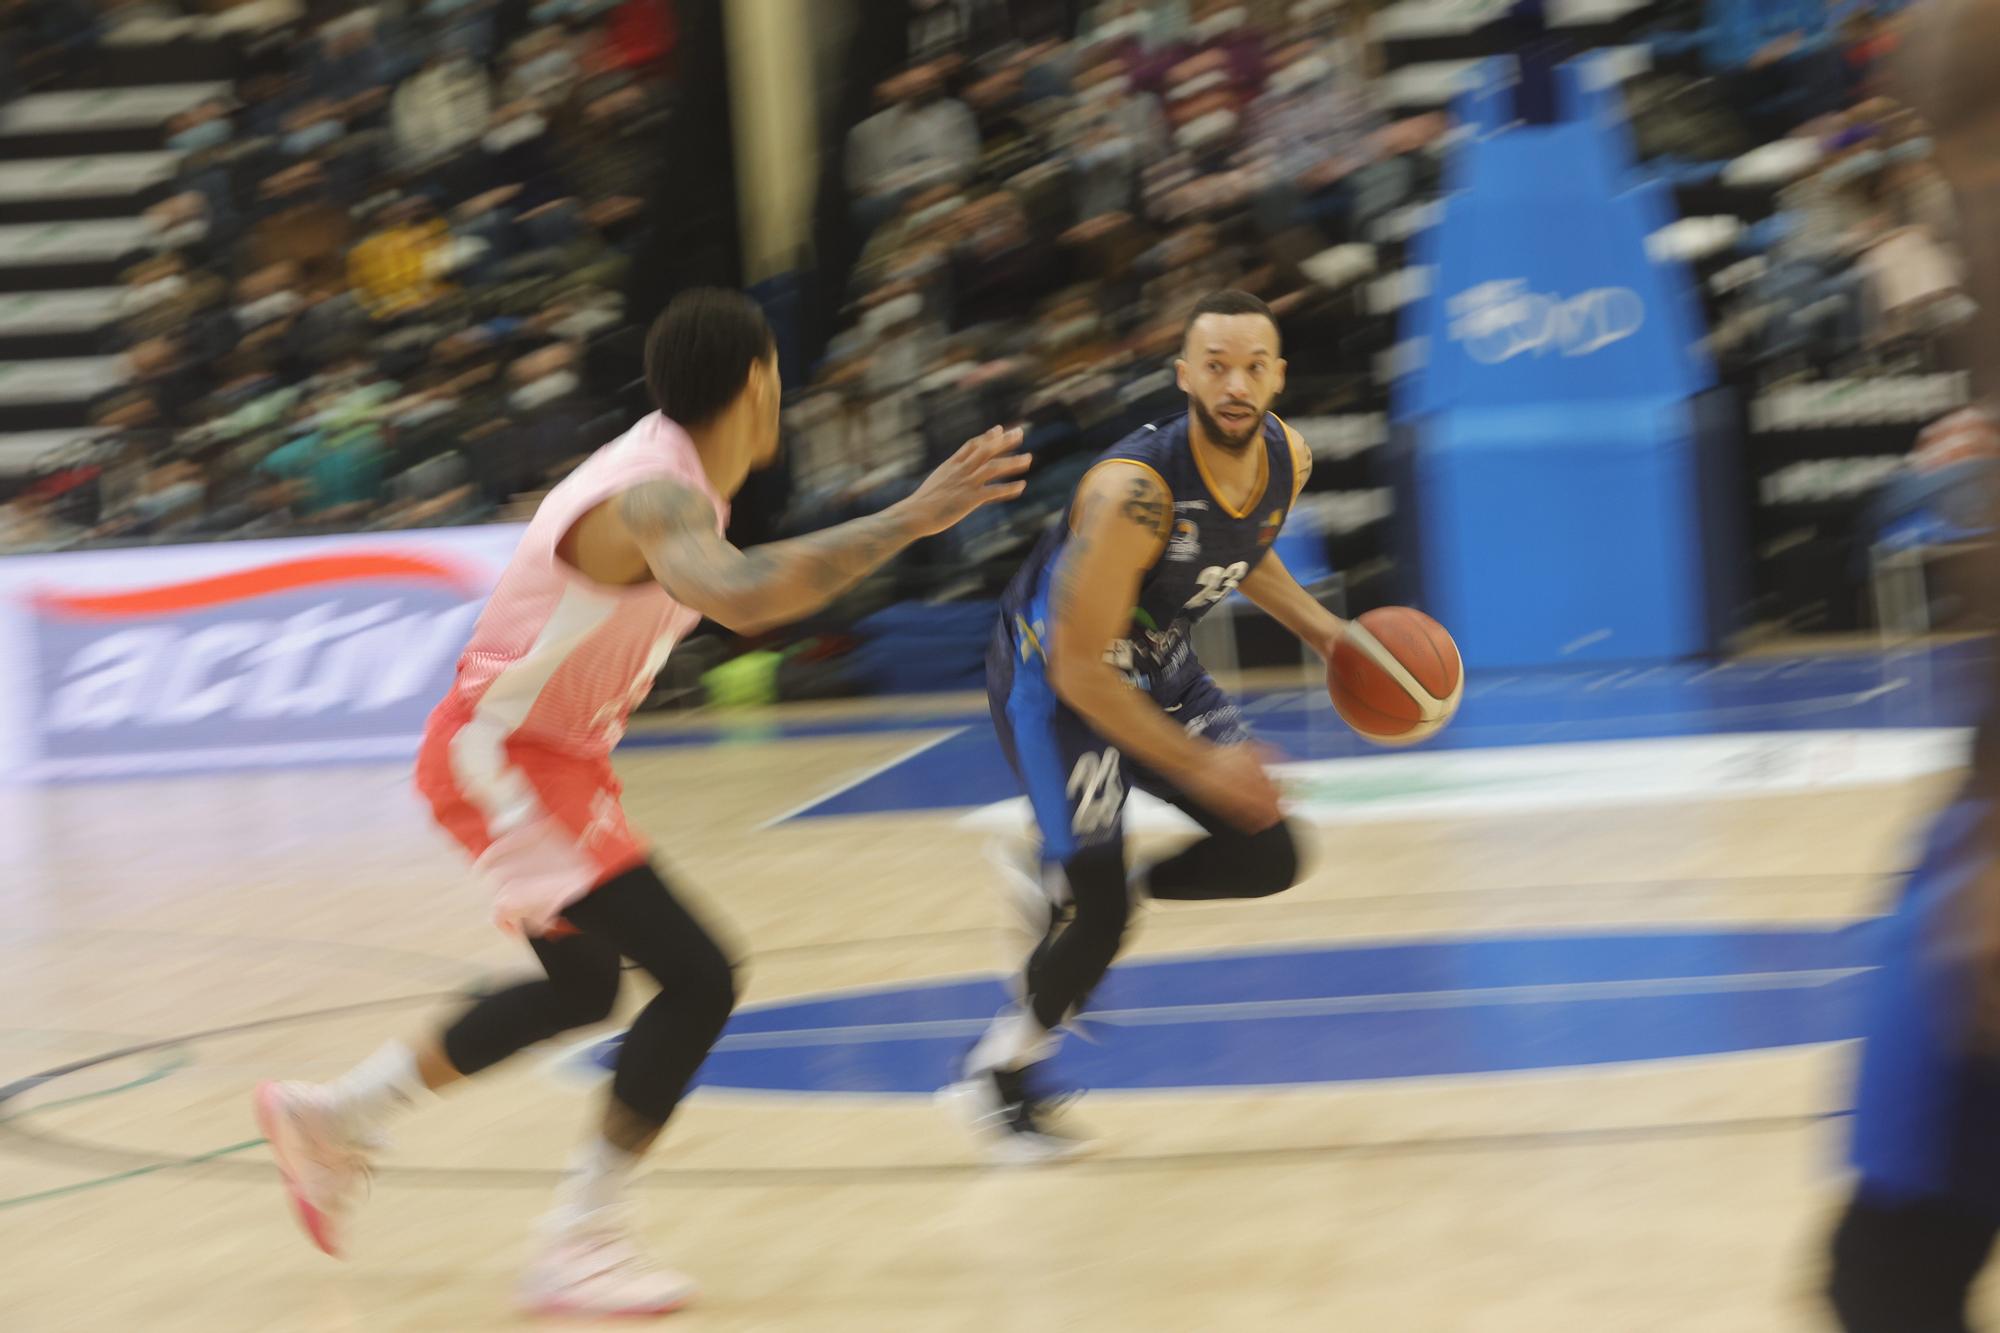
[32,552,483,620]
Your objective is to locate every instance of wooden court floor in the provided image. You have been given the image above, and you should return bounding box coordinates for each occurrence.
[0,680,1981,1331]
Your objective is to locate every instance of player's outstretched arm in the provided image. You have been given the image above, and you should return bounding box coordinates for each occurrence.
[1046,463,1281,832]
[1240,550,1346,661]
[620,426,1028,634]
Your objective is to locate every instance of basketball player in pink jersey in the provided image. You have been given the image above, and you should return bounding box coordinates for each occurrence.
[253,289,1027,1317]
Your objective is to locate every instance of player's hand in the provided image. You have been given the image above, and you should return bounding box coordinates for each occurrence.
[1185,742,1285,834]
[897,426,1030,537]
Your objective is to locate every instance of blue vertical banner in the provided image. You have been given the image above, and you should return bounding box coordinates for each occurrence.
[1394,56,1731,669]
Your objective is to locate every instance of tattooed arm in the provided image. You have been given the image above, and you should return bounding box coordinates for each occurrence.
[1045,463,1281,832]
[617,426,1028,634]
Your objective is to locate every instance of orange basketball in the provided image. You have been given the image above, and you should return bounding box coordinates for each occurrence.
[1327,607,1464,746]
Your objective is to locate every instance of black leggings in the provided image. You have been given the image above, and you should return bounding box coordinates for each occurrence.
[1829,1189,2000,1333]
[1025,817,1301,1032]
[441,862,738,1129]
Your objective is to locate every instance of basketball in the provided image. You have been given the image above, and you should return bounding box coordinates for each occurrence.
[1327,608,1464,746]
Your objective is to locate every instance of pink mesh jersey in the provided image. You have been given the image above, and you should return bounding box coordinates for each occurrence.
[442,411,725,756]
[416,412,726,935]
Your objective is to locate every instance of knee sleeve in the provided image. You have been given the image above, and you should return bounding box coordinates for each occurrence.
[1237,819,1302,898]
[1146,817,1305,902]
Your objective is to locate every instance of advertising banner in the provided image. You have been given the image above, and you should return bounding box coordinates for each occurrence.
[0,525,525,780]
[1388,55,1727,669]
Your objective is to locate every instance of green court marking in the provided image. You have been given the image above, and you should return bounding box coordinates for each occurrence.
[0,1138,262,1211]
[1282,770,1524,806]
[0,1049,190,1118]
[0,1047,260,1211]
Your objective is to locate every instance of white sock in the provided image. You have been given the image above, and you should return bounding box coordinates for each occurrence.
[324,1040,427,1141]
[554,1137,640,1218]
[966,1005,1059,1075]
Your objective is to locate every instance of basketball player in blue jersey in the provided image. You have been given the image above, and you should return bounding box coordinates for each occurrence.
[1829,6,2000,1328]
[943,290,1347,1160]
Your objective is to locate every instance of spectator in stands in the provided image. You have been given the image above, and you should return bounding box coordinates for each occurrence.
[306,10,390,120]
[391,46,492,172]
[231,260,308,370]
[425,0,499,66]
[846,62,982,242]
[164,98,246,248]
[257,416,388,521]
[1247,36,1379,243]
[347,197,454,321]
[1702,0,1844,138]
[905,0,1014,66]
[1080,0,1188,54]
[503,24,577,102]
[1838,4,1899,103]
[474,98,566,210]
[560,75,660,236]
[0,485,82,551]
[124,334,208,430]
[278,98,346,163]
[251,158,351,290]
[117,253,189,329]
[951,189,1064,330]
[123,457,208,538]
[1060,62,1170,227]
[594,0,677,78]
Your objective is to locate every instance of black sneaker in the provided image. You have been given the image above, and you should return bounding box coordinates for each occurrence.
[939,1061,1095,1165]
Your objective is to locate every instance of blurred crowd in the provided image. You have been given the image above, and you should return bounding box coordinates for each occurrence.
[1623,0,1969,385]
[0,0,1975,583]
[785,0,1439,596]
[0,0,678,551]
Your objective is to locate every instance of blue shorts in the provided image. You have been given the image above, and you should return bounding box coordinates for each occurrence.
[1848,795,2000,1214]
[985,626,1252,865]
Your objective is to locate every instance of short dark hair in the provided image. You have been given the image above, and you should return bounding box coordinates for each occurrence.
[643,288,776,427]
[1181,289,1278,347]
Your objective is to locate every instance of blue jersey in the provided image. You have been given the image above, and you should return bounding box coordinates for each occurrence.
[997,411,1309,696]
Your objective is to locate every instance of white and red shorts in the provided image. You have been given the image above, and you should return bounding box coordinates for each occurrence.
[415,702,648,938]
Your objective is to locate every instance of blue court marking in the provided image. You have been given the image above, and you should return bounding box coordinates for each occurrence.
[784,644,1989,819]
[573,927,1885,1096]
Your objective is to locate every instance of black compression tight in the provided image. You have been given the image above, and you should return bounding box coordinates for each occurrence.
[1025,819,1303,1032]
[440,862,738,1129]
[1828,1189,2000,1333]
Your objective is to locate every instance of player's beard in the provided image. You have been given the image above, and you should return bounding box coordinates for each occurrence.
[1191,394,1266,453]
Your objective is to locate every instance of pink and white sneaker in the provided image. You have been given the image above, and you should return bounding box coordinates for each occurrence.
[518,1206,697,1318]
[253,1080,374,1258]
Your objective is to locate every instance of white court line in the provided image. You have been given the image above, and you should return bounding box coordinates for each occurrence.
[758,727,968,829]
[704,968,1868,1051]
[1849,680,1907,705]
[23,735,417,779]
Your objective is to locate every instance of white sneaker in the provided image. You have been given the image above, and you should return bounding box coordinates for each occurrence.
[938,1063,1096,1166]
[253,1080,375,1258]
[517,1205,697,1318]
